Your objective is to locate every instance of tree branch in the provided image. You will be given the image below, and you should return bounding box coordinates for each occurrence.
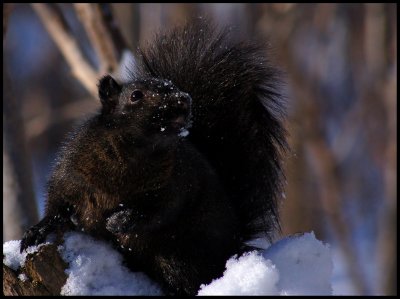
[3,63,39,241]
[98,3,130,58]
[31,3,99,97]
[3,3,13,40]
[73,3,120,74]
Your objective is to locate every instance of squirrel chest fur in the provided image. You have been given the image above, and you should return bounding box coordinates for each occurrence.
[21,20,287,296]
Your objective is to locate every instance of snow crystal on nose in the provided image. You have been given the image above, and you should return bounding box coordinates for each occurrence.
[178,128,189,138]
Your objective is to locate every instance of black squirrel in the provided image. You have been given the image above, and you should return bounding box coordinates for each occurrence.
[20,20,287,295]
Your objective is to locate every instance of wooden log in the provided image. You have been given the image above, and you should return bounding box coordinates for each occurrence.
[3,244,68,296]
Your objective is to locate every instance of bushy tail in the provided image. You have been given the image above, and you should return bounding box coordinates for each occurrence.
[136,19,287,243]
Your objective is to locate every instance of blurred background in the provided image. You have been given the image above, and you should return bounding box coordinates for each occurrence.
[3,3,396,295]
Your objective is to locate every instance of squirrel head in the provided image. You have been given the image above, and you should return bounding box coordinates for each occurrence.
[98,75,192,136]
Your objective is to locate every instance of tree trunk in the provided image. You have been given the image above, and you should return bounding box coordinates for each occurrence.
[3,244,68,296]
[3,64,39,242]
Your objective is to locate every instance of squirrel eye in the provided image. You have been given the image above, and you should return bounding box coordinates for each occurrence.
[130,89,144,102]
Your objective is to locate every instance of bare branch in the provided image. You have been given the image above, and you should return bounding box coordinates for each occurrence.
[303,130,369,295]
[98,3,130,59]
[74,3,126,73]
[3,3,13,40]
[3,63,39,241]
[31,3,98,97]
[258,6,372,294]
[378,6,397,293]
[288,57,370,296]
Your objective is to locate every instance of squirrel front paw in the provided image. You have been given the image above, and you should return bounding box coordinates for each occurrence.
[20,223,49,253]
[106,209,137,234]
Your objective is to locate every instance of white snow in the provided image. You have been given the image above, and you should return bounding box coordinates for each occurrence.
[58,232,162,295]
[198,251,280,295]
[178,128,189,137]
[3,239,49,271]
[18,273,28,282]
[199,232,333,295]
[262,232,333,295]
[3,231,332,296]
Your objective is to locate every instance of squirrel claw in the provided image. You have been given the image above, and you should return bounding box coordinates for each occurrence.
[106,209,136,234]
[20,225,47,253]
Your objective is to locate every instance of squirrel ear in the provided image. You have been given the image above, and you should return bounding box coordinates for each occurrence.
[98,75,122,114]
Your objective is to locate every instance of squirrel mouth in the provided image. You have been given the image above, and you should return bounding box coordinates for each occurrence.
[171,116,189,129]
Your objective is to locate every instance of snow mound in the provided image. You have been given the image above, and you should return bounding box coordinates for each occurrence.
[263,232,333,295]
[3,231,332,295]
[3,239,49,271]
[198,251,279,295]
[58,232,162,295]
[198,232,332,295]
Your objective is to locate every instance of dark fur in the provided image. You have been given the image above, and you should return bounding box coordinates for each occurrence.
[137,20,287,240]
[21,19,287,295]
